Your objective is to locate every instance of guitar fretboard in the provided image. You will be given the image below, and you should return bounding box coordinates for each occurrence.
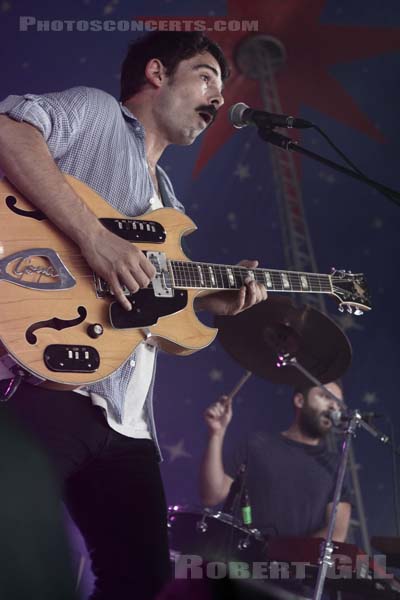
[170,261,332,294]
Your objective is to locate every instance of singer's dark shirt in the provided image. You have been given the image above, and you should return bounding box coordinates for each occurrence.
[224,432,351,537]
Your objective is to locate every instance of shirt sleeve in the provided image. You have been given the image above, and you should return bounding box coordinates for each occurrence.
[0,87,88,160]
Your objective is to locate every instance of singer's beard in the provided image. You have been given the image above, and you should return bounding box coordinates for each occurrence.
[298,404,330,439]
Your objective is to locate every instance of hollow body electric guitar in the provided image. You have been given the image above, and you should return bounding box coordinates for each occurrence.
[0,175,371,387]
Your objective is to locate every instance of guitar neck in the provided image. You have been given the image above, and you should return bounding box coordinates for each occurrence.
[170,261,333,295]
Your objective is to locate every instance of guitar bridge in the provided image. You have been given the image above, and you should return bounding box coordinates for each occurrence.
[94,252,174,299]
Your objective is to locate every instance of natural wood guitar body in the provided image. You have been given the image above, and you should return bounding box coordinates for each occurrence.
[0,175,217,386]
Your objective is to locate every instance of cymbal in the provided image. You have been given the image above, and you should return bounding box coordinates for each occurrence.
[214,297,352,387]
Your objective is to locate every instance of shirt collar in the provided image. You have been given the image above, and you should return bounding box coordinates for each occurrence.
[119,102,145,134]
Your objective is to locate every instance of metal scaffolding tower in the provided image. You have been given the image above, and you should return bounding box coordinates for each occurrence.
[234,34,370,553]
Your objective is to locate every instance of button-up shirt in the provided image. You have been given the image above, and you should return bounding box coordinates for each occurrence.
[0,86,185,456]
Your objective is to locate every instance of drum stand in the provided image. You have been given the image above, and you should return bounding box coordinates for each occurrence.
[277,353,390,600]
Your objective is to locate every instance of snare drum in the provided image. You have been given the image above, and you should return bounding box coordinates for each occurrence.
[168,506,267,564]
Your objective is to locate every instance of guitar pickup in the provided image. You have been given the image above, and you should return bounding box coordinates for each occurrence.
[99,218,166,242]
[44,345,100,373]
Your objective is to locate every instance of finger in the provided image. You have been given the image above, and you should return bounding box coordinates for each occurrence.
[238,259,259,269]
[223,395,233,412]
[254,282,265,304]
[109,273,132,311]
[243,280,258,308]
[221,395,231,406]
[260,284,268,301]
[233,286,247,313]
[117,269,140,294]
[139,253,157,280]
[129,267,151,289]
[205,407,218,419]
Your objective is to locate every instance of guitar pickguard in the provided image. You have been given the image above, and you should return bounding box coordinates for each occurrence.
[110,289,188,329]
[0,248,76,291]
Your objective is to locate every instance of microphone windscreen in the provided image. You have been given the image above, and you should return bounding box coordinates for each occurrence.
[228,102,249,129]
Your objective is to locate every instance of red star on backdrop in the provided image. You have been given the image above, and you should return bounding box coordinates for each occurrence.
[193,0,400,177]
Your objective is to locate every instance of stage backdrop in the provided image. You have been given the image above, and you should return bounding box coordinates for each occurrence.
[1,0,399,595]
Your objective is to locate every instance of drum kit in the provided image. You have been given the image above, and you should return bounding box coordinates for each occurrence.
[167,298,399,600]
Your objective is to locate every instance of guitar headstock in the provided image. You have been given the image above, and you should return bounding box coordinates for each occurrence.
[330,269,372,315]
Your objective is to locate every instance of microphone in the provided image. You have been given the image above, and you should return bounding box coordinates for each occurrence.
[222,462,246,514]
[229,102,313,130]
[241,487,252,526]
[360,411,383,422]
[326,409,383,427]
[327,409,343,427]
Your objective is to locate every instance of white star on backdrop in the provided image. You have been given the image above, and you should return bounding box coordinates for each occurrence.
[1,1,11,13]
[234,163,251,181]
[362,392,379,406]
[163,439,192,463]
[209,368,223,382]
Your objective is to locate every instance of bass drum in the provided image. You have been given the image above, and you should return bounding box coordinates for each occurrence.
[168,506,267,565]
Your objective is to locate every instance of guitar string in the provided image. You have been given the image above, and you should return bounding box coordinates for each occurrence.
[35,253,364,296]
[57,254,334,287]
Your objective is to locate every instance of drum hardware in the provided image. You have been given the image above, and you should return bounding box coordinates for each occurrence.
[214,297,400,598]
[237,533,252,550]
[214,296,352,388]
[196,512,209,534]
[275,350,395,600]
[168,506,267,566]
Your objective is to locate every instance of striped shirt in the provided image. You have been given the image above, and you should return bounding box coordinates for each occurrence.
[0,86,185,455]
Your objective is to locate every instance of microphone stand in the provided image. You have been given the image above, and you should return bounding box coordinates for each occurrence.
[258,127,400,208]
[276,353,393,600]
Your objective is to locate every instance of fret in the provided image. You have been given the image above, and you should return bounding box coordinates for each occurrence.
[196,264,205,287]
[170,261,333,295]
[207,265,217,288]
[226,267,236,288]
[281,272,291,290]
[214,264,225,288]
[263,271,273,289]
[300,274,309,290]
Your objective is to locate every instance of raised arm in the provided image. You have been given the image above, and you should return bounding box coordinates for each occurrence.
[199,395,234,506]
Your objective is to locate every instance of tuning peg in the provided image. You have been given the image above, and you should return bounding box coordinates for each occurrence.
[354,308,364,316]
[338,305,345,313]
[346,305,353,314]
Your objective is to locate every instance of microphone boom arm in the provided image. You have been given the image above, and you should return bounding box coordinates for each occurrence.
[258,128,400,207]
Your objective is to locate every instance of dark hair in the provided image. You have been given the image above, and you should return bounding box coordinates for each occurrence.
[293,379,343,402]
[120,31,230,102]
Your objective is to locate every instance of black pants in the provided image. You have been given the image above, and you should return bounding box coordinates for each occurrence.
[7,381,171,600]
